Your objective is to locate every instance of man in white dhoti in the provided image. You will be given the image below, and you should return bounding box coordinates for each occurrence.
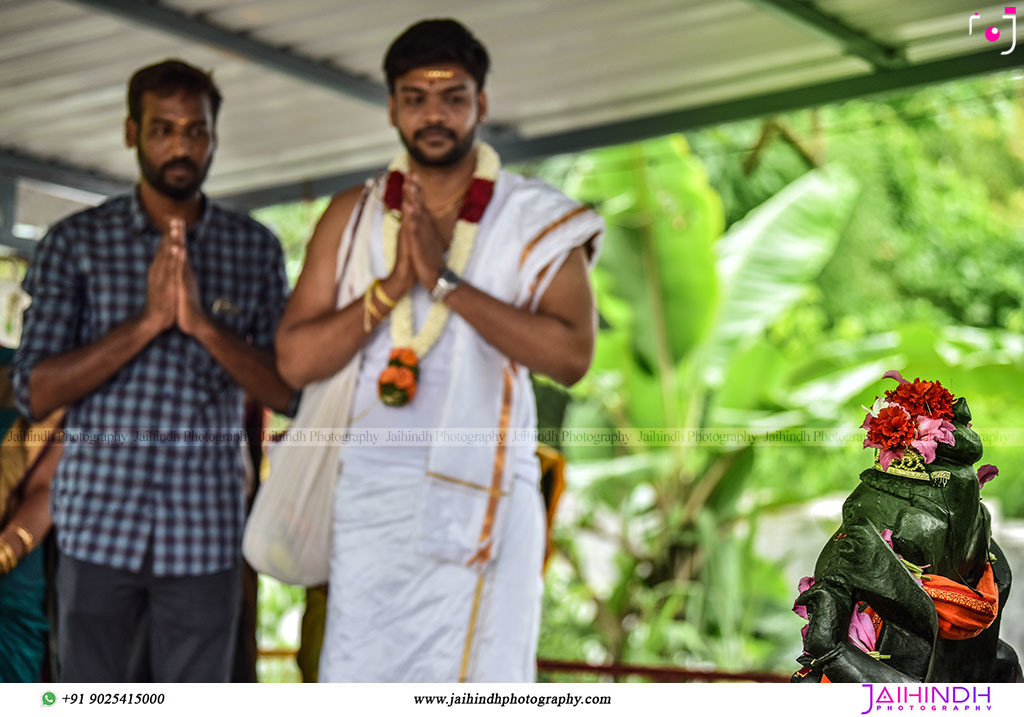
[275,19,604,682]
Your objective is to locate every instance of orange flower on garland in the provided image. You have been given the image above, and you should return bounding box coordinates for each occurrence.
[393,367,415,391]
[883,370,955,421]
[393,347,419,368]
[378,347,420,406]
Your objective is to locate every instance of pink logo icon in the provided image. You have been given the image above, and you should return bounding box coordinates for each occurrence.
[971,9,1017,54]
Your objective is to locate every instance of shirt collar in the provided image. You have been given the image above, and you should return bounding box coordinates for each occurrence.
[130,187,214,240]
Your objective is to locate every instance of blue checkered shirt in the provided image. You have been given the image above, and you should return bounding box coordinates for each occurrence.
[12,192,289,576]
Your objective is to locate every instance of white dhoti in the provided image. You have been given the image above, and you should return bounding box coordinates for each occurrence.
[320,462,545,682]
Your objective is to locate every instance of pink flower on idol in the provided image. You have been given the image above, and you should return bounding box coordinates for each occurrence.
[881,528,894,550]
[977,464,999,489]
[794,576,814,643]
[877,448,904,471]
[848,603,877,653]
[793,576,815,620]
[882,369,909,385]
[911,415,955,464]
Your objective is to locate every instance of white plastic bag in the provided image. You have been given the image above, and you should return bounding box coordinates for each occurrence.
[242,184,373,586]
[242,363,358,585]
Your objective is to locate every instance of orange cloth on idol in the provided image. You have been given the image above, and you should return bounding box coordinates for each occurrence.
[922,563,999,640]
[809,567,997,682]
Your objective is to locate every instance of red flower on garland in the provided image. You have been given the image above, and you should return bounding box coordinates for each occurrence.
[384,170,404,211]
[865,404,917,450]
[882,370,954,421]
[459,178,495,223]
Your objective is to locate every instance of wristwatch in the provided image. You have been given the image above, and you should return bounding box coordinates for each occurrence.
[429,267,462,302]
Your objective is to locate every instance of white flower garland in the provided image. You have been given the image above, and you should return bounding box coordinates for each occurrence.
[381,142,500,358]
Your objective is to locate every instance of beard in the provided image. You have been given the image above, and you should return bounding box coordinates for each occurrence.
[137,146,211,200]
[400,124,476,167]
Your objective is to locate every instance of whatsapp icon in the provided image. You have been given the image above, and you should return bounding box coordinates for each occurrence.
[42,692,56,706]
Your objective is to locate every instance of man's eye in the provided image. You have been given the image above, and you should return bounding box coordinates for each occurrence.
[447,95,466,105]
[189,126,209,138]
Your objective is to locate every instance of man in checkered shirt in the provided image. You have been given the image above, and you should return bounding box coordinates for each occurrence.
[12,60,296,682]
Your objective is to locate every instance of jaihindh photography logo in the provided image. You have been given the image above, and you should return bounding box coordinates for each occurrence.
[859,684,993,713]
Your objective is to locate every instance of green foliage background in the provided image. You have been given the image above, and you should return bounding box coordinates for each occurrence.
[251,71,1024,680]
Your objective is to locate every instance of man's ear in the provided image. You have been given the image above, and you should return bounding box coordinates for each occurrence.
[478,90,488,124]
[125,116,138,149]
[387,94,396,127]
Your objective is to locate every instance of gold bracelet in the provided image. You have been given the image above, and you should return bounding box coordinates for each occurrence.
[363,289,374,333]
[0,538,16,573]
[363,289,385,333]
[367,299,384,321]
[372,280,397,308]
[13,524,34,552]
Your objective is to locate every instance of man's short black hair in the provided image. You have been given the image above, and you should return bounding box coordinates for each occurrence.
[383,19,490,93]
[127,59,223,124]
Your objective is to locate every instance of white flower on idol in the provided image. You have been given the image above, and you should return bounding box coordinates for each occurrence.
[861,396,889,417]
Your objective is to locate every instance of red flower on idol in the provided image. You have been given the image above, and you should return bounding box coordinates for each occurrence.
[861,370,956,470]
[863,404,916,451]
[882,370,954,421]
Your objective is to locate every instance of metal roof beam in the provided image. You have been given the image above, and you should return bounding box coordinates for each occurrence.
[0,176,14,236]
[72,0,387,106]
[0,149,131,198]
[222,48,1022,209]
[218,165,376,212]
[501,49,1017,158]
[0,231,39,259]
[0,177,35,257]
[748,0,907,70]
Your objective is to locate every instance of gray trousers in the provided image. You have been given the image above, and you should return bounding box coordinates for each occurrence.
[56,551,241,682]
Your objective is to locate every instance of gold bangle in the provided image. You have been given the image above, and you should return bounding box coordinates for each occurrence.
[372,280,397,308]
[363,288,385,333]
[13,524,34,552]
[362,289,374,333]
[366,300,384,322]
[0,538,16,573]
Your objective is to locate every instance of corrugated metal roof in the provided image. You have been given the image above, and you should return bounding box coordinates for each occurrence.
[1,0,1022,222]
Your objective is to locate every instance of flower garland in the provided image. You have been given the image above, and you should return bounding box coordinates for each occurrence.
[376,142,500,406]
[861,370,956,471]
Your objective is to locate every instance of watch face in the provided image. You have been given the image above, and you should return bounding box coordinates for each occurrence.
[431,268,460,301]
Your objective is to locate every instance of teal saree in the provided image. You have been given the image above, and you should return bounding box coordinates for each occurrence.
[0,346,49,682]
